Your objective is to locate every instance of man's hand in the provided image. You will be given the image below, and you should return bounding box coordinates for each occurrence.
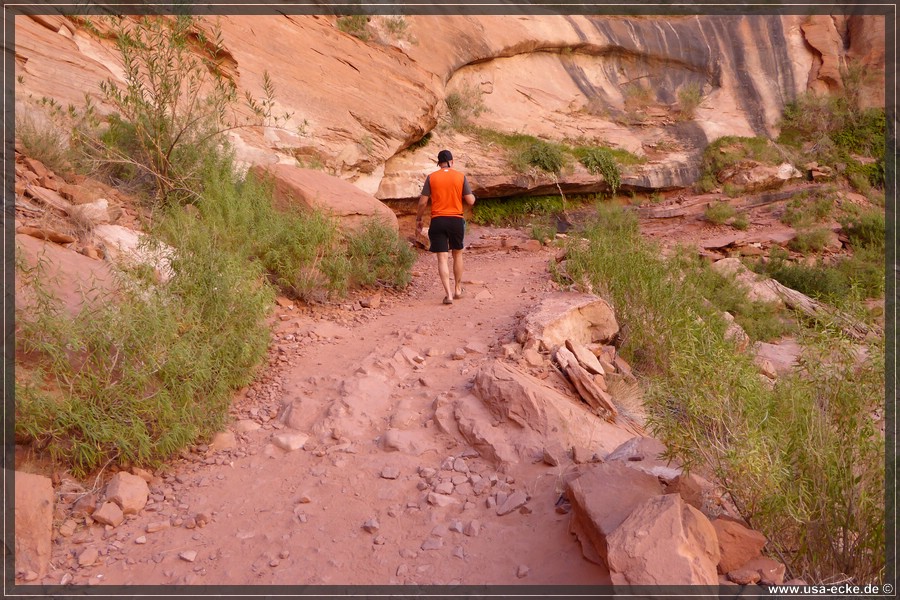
[419,227,428,238]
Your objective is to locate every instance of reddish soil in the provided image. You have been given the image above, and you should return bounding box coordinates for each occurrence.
[33,223,614,587]
[23,188,850,588]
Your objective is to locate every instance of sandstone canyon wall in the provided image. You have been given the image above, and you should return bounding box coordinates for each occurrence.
[13,11,886,202]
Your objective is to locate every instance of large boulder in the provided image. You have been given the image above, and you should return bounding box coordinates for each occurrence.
[516,293,619,353]
[471,360,634,460]
[605,436,682,481]
[716,161,803,193]
[14,471,54,579]
[606,494,721,586]
[250,164,398,232]
[567,462,664,564]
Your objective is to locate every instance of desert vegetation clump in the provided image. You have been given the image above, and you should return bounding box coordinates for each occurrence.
[558,202,884,584]
[15,15,416,476]
[778,61,885,191]
[675,82,703,120]
[575,147,620,195]
[336,14,371,41]
[696,135,784,193]
[445,84,486,129]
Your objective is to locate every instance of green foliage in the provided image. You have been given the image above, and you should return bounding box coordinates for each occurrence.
[471,194,574,226]
[529,217,556,243]
[445,84,485,129]
[345,218,417,289]
[621,83,654,123]
[336,15,370,40]
[520,140,565,174]
[731,213,749,231]
[15,111,72,174]
[753,247,884,303]
[788,227,832,253]
[778,62,885,188]
[840,208,884,252]
[670,250,796,342]
[406,132,432,152]
[16,190,274,475]
[472,195,563,226]
[74,15,293,206]
[559,204,884,583]
[676,82,702,120]
[781,190,835,228]
[383,15,408,37]
[701,136,784,180]
[704,201,736,225]
[576,147,620,195]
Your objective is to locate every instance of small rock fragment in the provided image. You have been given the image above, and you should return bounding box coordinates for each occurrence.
[179,550,197,562]
[463,520,481,537]
[421,537,443,551]
[77,548,99,567]
[517,564,530,578]
[497,490,528,516]
[381,467,400,480]
[362,518,380,534]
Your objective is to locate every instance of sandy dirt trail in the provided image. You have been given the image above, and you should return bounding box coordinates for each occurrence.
[43,225,613,588]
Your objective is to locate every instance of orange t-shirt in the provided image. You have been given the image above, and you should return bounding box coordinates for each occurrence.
[422,168,471,217]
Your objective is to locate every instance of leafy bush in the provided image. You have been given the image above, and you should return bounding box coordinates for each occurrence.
[781,190,835,228]
[72,15,293,206]
[840,208,884,252]
[560,204,884,583]
[529,217,556,243]
[576,147,620,195]
[753,247,883,303]
[670,250,795,342]
[788,227,832,253]
[346,218,417,289]
[520,140,565,174]
[406,132,432,152]
[445,84,485,129]
[701,136,783,181]
[731,213,749,231]
[471,194,584,226]
[336,15,370,40]
[778,61,885,188]
[16,184,274,475]
[704,201,736,224]
[15,111,72,174]
[676,82,702,120]
[383,16,408,38]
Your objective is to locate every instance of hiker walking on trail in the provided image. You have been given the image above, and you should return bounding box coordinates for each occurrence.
[416,149,477,305]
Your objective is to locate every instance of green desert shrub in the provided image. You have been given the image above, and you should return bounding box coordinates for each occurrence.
[576,147,620,195]
[704,201,736,225]
[519,140,566,174]
[16,203,273,475]
[346,218,417,289]
[558,203,884,583]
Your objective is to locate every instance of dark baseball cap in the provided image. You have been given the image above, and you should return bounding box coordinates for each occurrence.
[437,150,453,164]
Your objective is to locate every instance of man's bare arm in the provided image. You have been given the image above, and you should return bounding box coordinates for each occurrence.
[416,195,429,232]
[463,193,476,206]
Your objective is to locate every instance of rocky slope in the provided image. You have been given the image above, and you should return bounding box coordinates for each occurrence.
[15,12,885,202]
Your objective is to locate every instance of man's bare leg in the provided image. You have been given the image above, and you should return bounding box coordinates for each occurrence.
[437,252,454,302]
[452,249,464,298]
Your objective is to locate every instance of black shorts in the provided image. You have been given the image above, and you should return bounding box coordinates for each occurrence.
[428,216,466,253]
